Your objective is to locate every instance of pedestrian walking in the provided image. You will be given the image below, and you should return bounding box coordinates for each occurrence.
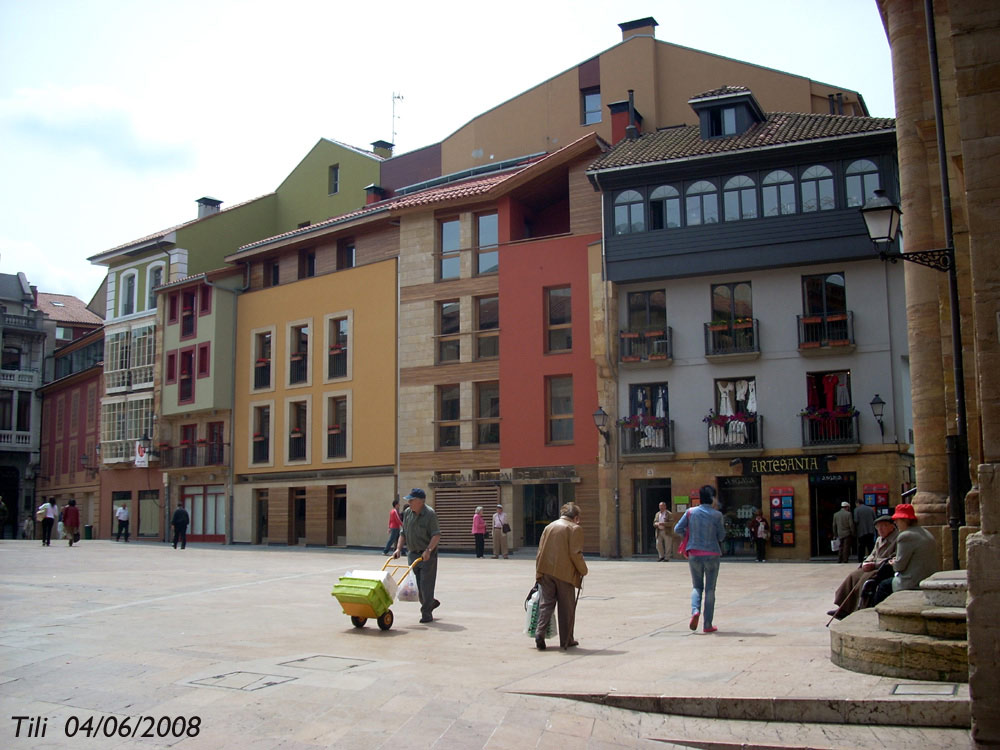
[853,502,876,562]
[534,502,588,651]
[38,498,58,547]
[471,505,486,558]
[492,503,509,558]
[393,489,441,623]
[674,485,726,634]
[381,498,402,555]
[748,508,769,562]
[832,501,855,563]
[63,499,80,546]
[171,502,190,549]
[116,503,131,542]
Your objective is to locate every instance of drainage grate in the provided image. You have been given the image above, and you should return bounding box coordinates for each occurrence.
[190,672,296,691]
[278,655,372,672]
[893,683,959,696]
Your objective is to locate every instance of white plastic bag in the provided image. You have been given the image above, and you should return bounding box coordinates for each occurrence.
[398,574,419,602]
[524,589,557,638]
[831,538,841,552]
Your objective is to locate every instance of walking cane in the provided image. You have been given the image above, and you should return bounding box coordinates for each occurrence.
[826,573,865,627]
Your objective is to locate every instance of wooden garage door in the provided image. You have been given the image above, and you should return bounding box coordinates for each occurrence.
[432,486,500,551]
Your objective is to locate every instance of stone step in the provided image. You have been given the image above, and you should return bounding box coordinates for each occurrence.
[830,607,968,682]
[877,590,968,640]
[920,569,968,608]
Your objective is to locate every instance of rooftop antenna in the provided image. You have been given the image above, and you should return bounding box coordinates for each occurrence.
[392,92,404,147]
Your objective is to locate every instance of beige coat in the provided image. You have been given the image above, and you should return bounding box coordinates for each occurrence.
[535,517,588,589]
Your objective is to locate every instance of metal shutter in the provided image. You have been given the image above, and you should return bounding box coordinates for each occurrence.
[432,486,500,551]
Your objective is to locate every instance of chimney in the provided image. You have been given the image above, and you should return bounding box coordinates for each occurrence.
[619,17,658,42]
[364,184,388,205]
[625,90,639,140]
[196,196,222,219]
[608,98,644,144]
[371,140,394,159]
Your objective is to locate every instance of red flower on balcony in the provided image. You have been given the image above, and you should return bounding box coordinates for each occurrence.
[255,358,270,365]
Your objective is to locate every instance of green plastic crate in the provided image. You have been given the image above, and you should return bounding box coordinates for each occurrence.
[332,576,392,614]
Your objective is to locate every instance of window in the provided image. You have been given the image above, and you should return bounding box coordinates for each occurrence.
[327,395,348,459]
[263,260,279,288]
[712,281,752,323]
[845,159,880,207]
[628,382,669,422]
[56,396,65,437]
[147,265,163,310]
[183,484,226,536]
[104,330,129,390]
[709,107,737,137]
[762,170,796,216]
[120,271,136,316]
[475,296,499,359]
[627,290,666,332]
[166,352,177,384]
[15,391,29,433]
[288,400,307,461]
[581,87,601,125]
[253,330,272,389]
[289,323,309,385]
[803,273,846,316]
[199,285,212,315]
[70,391,80,434]
[168,293,179,324]
[547,376,573,443]
[180,423,197,467]
[2,345,20,370]
[327,315,349,379]
[438,384,460,448]
[197,342,210,377]
[252,405,270,463]
[476,381,500,446]
[131,324,155,387]
[337,239,355,270]
[476,213,498,275]
[438,301,461,363]
[328,164,340,195]
[801,165,835,212]
[179,349,194,403]
[649,185,681,230]
[298,249,316,279]
[723,176,757,221]
[613,190,644,235]
[685,181,719,225]
[710,377,759,448]
[181,290,197,338]
[545,287,572,352]
[439,219,460,280]
[0,391,11,431]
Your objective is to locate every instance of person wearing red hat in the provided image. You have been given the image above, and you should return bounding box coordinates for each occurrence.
[872,504,939,605]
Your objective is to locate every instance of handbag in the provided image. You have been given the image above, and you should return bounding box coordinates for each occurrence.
[502,523,511,534]
[831,538,841,552]
[677,509,691,558]
[36,508,46,522]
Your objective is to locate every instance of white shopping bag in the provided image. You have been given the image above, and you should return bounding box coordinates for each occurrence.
[524,589,557,638]
[398,574,419,602]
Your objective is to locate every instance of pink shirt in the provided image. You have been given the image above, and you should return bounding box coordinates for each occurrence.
[471,514,485,534]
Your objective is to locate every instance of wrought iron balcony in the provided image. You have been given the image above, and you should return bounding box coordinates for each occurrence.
[327,428,347,458]
[704,319,759,359]
[252,437,270,463]
[797,311,855,353]
[289,352,308,384]
[328,346,348,379]
[619,328,673,364]
[619,418,674,456]
[800,411,860,448]
[707,414,763,452]
[159,443,229,469]
[254,359,271,388]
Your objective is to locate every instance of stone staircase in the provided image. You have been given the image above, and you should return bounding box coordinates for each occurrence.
[829,570,969,682]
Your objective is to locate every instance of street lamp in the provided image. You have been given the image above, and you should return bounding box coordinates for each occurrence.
[592,407,610,441]
[869,394,886,441]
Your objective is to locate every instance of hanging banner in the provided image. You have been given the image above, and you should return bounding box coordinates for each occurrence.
[135,441,149,468]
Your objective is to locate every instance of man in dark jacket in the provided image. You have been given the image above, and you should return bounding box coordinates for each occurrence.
[171,502,190,550]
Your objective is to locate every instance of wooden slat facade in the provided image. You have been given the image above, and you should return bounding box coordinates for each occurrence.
[432,486,500,551]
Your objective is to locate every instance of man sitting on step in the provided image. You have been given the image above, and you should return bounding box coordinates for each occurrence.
[872,503,939,607]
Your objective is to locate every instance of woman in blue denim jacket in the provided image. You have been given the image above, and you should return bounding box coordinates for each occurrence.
[674,485,727,633]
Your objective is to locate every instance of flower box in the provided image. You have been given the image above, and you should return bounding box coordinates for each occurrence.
[799,341,821,349]
[328,425,341,435]
[642,330,664,338]
[829,339,852,347]
[800,316,822,324]
[826,313,847,322]
[621,355,641,362]
[733,321,753,329]
[648,353,668,360]
[620,331,640,339]
[329,345,345,354]
[255,358,270,365]
[253,433,265,441]
[708,323,729,332]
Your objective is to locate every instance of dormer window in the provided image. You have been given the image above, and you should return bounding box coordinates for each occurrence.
[709,107,737,137]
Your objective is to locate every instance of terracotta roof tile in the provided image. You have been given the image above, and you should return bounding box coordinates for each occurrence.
[588,112,895,172]
[36,293,103,325]
[688,85,751,101]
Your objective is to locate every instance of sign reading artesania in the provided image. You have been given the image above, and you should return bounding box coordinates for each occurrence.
[741,455,829,475]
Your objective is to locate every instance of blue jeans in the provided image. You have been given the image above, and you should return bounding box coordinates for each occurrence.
[688,555,721,628]
[382,527,400,554]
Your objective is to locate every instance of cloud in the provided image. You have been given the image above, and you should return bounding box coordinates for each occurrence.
[0,85,194,171]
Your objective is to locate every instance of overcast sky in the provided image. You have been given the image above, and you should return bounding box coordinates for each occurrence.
[0,0,894,303]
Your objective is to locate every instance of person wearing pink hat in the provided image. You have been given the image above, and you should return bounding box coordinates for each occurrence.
[872,504,939,605]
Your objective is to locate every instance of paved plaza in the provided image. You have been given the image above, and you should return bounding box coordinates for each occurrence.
[0,540,970,749]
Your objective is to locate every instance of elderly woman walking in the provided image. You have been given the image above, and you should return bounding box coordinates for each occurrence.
[471,506,486,558]
[674,485,727,633]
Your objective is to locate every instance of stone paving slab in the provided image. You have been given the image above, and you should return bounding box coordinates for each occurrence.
[0,541,970,749]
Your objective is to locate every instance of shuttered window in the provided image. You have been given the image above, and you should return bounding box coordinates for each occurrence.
[431,486,500,551]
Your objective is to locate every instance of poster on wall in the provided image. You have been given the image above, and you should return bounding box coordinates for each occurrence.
[769,487,794,546]
[864,483,890,517]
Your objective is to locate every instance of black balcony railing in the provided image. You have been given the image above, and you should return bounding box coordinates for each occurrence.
[252,438,270,463]
[704,319,759,356]
[327,430,347,458]
[801,412,859,447]
[797,311,855,350]
[619,419,674,456]
[619,328,673,364]
[288,433,306,460]
[707,415,763,451]
[159,443,229,469]
[289,353,308,384]
[254,360,271,388]
[328,348,347,378]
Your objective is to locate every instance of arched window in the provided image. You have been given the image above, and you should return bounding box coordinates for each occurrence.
[800,165,834,212]
[685,180,718,225]
[723,175,757,221]
[845,159,880,207]
[119,270,137,317]
[762,170,796,216]
[614,190,645,234]
[649,185,681,230]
